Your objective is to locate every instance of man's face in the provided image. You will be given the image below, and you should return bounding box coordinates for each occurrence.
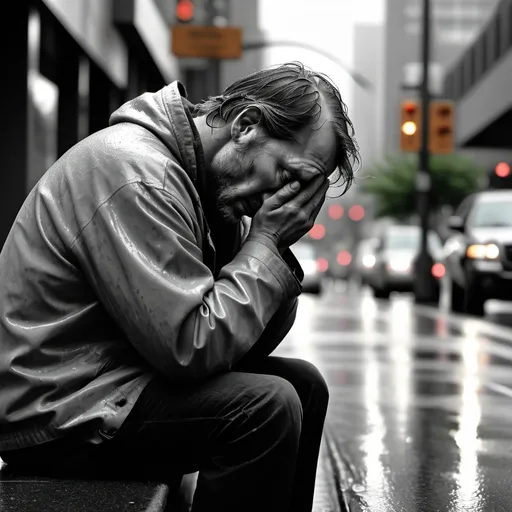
[209,114,338,224]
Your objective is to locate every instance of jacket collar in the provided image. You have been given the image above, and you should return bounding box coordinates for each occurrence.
[161,81,206,187]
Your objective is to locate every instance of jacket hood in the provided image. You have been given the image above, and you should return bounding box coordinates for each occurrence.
[109,81,202,184]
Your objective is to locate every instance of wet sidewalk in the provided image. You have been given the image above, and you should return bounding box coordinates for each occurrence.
[276,287,512,512]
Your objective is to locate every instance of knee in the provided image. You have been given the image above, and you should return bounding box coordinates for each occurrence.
[246,377,303,436]
[292,359,329,412]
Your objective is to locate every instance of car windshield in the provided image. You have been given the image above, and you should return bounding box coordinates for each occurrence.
[386,229,441,252]
[469,200,512,228]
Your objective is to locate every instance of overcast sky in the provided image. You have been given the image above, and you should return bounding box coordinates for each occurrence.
[258,0,384,106]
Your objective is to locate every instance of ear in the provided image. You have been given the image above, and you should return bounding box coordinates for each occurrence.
[231,106,263,147]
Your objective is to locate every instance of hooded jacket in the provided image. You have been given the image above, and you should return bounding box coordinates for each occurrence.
[0,82,302,451]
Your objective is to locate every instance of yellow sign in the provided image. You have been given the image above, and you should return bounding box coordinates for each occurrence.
[171,26,242,59]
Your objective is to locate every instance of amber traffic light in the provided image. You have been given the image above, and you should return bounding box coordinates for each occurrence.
[429,101,454,154]
[400,101,421,152]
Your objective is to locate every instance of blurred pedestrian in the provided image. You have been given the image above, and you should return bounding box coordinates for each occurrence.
[0,62,358,512]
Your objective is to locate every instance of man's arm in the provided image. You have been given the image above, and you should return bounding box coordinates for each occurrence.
[234,246,304,365]
[72,181,301,380]
[236,296,298,366]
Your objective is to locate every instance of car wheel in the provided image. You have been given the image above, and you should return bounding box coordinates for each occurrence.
[447,275,465,313]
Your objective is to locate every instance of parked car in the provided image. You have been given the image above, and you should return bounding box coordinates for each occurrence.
[366,225,443,299]
[352,238,379,286]
[440,189,512,316]
[292,241,322,294]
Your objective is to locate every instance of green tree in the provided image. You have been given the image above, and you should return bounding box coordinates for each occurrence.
[361,153,485,220]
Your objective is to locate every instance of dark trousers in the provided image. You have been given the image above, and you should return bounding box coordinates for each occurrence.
[2,357,329,512]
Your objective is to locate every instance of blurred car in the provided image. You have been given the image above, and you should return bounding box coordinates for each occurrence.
[352,237,379,286]
[292,241,322,294]
[440,189,512,316]
[366,225,443,299]
[327,242,353,282]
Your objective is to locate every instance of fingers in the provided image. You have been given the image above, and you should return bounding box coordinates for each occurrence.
[264,180,302,209]
[283,157,325,182]
[293,174,329,208]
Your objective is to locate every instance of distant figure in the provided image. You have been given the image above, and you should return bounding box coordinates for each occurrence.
[0,62,358,512]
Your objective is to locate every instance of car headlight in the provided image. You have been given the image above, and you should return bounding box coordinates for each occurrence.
[362,255,376,268]
[466,243,500,260]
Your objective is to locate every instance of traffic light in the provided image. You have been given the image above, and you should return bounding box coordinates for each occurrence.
[495,162,511,178]
[488,162,512,189]
[176,0,195,23]
[400,100,422,152]
[429,100,454,154]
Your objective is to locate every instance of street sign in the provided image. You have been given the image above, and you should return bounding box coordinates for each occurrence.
[171,26,242,59]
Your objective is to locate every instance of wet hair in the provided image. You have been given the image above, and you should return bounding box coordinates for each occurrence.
[193,62,360,196]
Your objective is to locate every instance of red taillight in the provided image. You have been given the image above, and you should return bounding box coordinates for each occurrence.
[431,263,445,279]
[317,257,329,273]
[337,250,352,266]
[309,224,325,240]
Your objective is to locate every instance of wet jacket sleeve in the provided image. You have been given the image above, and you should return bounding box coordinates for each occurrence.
[236,297,298,364]
[235,247,303,363]
[72,182,302,380]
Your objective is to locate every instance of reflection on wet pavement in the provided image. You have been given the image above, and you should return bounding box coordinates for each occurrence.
[275,286,512,512]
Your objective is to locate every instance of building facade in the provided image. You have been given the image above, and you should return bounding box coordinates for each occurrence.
[382,0,499,156]
[444,0,512,158]
[1,0,180,247]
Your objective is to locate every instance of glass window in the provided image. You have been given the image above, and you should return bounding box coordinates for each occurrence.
[385,229,442,252]
[468,200,512,228]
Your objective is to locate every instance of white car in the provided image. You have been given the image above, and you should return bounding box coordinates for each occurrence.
[352,238,379,286]
[366,225,442,299]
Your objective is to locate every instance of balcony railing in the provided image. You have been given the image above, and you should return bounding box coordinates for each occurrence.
[443,0,511,101]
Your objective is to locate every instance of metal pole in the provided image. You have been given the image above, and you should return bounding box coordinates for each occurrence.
[414,0,436,303]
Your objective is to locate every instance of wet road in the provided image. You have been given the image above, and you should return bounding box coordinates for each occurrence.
[275,284,512,512]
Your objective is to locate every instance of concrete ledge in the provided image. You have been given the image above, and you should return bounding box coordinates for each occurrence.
[0,461,171,512]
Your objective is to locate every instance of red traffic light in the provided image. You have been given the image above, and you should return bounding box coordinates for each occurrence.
[495,162,511,178]
[404,102,416,114]
[337,250,352,266]
[176,0,194,22]
[316,257,329,273]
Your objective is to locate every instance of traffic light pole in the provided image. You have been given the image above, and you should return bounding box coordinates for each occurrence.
[414,0,437,303]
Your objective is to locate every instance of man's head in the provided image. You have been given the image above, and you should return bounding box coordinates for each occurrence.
[193,62,359,223]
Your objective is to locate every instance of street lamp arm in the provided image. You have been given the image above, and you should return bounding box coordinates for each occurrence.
[242,39,374,91]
